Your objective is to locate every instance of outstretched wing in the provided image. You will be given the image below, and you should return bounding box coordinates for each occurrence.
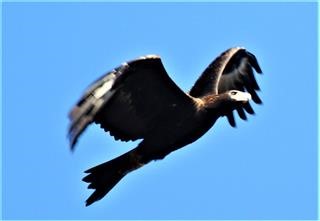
[189,47,263,127]
[68,55,193,150]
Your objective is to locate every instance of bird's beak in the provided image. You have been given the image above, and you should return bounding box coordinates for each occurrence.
[242,92,252,103]
[234,91,251,103]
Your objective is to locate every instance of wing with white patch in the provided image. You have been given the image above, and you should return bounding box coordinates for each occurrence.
[68,69,118,149]
[68,55,193,150]
[189,47,263,127]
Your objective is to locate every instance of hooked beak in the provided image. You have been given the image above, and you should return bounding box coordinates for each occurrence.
[242,92,252,103]
[233,91,252,103]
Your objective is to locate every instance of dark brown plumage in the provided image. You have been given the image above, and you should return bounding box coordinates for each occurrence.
[68,47,263,206]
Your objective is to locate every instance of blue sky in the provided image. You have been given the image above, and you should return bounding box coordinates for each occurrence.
[2,2,317,220]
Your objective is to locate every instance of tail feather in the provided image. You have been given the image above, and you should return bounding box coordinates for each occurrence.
[82,150,143,206]
[83,167,124,206]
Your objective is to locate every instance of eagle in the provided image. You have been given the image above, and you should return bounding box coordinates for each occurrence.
[68,47,263,206]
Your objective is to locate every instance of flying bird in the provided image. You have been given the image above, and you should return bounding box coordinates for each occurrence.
[68,47,263,206]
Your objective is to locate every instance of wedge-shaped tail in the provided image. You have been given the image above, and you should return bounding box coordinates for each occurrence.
[82,149,143,206]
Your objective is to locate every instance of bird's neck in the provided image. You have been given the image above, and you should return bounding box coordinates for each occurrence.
[200,94,233,115]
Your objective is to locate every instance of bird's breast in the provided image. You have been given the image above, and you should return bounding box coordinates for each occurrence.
[149,107,218,150]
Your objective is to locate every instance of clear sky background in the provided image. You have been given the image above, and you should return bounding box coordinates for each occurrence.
[2,2,317,220]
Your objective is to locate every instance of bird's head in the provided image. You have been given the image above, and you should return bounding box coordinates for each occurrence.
[227,90,252,103]
[218,90,251,115]
[202,90,251,115]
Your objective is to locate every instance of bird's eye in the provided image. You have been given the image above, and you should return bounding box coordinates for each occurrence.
[231,91,237,95]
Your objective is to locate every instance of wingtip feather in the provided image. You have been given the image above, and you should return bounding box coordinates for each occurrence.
[226,112,236,127]
[246,51,263,74]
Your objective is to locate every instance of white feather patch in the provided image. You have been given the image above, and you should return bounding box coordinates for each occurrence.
[93,73,116,99]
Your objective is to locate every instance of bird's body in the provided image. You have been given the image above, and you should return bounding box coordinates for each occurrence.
[68,47,263,206]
